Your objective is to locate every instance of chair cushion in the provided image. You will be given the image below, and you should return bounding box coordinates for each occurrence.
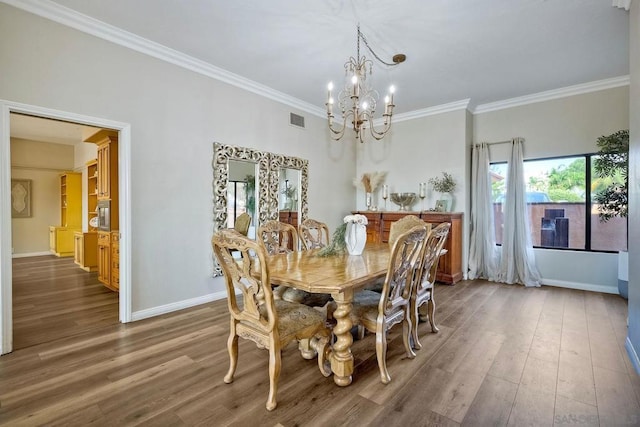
[259,300,327,337]
[351,290,382,324]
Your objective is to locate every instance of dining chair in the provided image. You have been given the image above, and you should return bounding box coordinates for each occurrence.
[388,215,431,247]
[364,215,430,294]
[299,218,330,250]
[258,219,332,309]
[350,224,429,384]
[257,219,298,254]
[410,222,450,350]
[234,212,252,236]
[212,229,331,411]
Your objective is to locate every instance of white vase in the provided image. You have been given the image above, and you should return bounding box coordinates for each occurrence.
[345,223,367,256]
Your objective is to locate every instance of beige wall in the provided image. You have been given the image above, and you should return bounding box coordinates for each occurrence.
[357,109,469,212]
[10,138,75,255]
[474,87,629,161]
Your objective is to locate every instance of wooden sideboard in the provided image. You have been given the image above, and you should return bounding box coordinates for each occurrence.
[353,211,463,284]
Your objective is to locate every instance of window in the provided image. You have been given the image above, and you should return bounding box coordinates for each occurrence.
[491,154,626,252]
[226,180,248,228]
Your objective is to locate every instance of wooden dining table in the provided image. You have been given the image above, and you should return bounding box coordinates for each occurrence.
[266,243,390,386]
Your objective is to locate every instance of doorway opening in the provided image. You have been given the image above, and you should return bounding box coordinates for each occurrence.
[1,101,131,355]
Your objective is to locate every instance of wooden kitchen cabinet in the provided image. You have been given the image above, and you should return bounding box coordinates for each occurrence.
[49,226,76,257]
[97,230,119,292]
[49,172,82,257]
[353,211,463,284]
[86,130,118,200]
[86,159,98,230]
[97,231,111,289]
[74,231,97,272]
[111,231,120,291]
[85,129,119,230]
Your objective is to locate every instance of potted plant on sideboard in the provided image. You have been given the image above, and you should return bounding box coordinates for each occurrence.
[594,129,629,298]
[429,172,457,211]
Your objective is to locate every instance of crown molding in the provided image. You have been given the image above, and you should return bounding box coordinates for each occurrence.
[391,99,471,123]
[1,0,326,118]
[473,76,630,114]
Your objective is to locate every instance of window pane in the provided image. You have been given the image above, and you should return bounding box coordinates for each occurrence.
[492,157,586,249]
[226,181,248,228]
[591,155,627,251]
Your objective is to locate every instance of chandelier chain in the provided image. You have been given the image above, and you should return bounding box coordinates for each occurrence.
[358,26,400,67]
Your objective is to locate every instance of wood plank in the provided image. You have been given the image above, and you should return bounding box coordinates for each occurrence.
[556,350,596,406]
[593,366,640,427]
[462,374,518,426]
[553,394,599,427]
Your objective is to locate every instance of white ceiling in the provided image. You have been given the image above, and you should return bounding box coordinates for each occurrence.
[7,0,631,143]
[10,114,101,145]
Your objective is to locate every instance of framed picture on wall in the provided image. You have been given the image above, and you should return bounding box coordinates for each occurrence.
[11,179,32,218]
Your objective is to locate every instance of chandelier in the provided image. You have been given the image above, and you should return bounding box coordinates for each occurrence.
[326,25,405,143]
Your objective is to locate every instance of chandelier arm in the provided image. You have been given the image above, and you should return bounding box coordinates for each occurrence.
[328,110,353,141]
[359,110,394,141]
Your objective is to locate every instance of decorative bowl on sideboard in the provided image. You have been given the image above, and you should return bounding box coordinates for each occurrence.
[390,192,417,211]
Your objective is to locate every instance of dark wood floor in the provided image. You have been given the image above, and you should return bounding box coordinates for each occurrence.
[11,255,119,350]
[2,256,639,426]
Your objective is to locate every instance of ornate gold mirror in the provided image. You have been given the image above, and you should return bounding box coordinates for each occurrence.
[213,144,309,276]
[213,143,269,276]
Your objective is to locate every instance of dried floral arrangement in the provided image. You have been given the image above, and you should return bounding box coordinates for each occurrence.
[429,172,456,194]
[353,171,387,193]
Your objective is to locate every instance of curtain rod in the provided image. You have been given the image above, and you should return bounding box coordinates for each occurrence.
[474,138,524,147]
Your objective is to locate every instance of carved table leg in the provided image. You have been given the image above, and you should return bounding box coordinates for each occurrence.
[329,290,354,386]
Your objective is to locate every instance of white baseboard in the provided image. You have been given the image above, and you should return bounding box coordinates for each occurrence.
[131,291,228,321]
[12,251,53,258]
[541,278,619,295]
[626,337,640,376]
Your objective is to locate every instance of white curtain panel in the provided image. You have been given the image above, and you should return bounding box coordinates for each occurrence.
[468,143,498,281]
[498,138,541,287]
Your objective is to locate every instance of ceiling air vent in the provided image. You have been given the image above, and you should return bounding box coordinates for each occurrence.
[289,113,305,129]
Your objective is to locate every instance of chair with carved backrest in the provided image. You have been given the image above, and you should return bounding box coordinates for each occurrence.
[349,224,428,384]
[410,222,450,349]
[258,220,333,309]
[299,218,330,250]
[388,215,432,247]
[257,220,298,254]
[364,215,431,295]
[212,229,331,411]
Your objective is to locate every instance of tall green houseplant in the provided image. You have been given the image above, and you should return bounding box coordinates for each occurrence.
[593,129,629,299]
[594,129,629,222]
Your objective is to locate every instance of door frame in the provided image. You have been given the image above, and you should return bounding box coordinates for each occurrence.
[0,100,132,354]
